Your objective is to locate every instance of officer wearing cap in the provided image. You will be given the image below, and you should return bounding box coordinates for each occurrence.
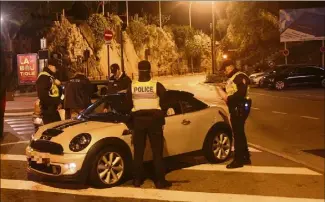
[36,60,62,124]
[107,63,131,94]
[218,60,252,169]
[126,60,171,189]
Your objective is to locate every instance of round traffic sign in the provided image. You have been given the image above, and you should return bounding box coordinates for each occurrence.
[268,61,275,67]
[320,46,325,53]
[283,49,289,56]
[104,30,113,42]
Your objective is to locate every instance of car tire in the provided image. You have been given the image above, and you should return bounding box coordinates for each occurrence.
[275,80,286,90]
[203,129,232,163]
[89,146,131,188]
[258,79,263,88]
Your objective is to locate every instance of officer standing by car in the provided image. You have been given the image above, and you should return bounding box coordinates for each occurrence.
[36,60,62,124]
[126,60,171,189]
[217,60,252,169]
[64,71,93,119]
[107,63,132,94]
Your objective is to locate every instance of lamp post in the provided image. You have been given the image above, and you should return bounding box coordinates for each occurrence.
[159,1,162,28]
[211,1,215,74]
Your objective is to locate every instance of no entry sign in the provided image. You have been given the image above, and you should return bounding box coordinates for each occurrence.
[268,61,275,67]
[320,46,325,53]
[104,30,113,42]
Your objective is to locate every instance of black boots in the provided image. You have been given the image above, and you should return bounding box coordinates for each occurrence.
[226,156,251,169]
[155,179,172,189]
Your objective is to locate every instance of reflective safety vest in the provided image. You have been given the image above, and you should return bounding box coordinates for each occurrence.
[225,71,250,98]
[37,71,60,98]
[131,80,160,111]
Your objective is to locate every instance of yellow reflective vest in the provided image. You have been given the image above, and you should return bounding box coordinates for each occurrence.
[131,80,160,111]
[225,71,250,99]
[37,71,60,98]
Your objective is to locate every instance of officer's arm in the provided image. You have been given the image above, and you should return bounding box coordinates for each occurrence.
[227,74,249,103]
[157,82,166,99]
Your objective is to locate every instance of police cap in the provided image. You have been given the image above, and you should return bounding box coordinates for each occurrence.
[138,60,151,72]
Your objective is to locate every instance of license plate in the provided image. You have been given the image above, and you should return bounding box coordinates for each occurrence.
[31,152,50,164]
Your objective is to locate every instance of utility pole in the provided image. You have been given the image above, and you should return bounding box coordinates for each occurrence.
[189,2,193,73]
[159,1,162,28]
[126,1,129,25]
[212,2,215,74]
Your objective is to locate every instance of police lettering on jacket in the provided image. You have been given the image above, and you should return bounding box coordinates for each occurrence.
[131,80,160,111]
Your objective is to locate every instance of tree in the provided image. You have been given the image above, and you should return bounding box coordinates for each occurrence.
[87,14,109,54]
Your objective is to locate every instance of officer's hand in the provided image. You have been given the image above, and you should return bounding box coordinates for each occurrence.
[57,104,62,110]
[54,79,61,86]
[103,108,108,113]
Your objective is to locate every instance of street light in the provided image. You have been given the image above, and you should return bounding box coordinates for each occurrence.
[223,54,228,59]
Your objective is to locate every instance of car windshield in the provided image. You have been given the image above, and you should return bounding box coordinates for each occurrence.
[80,94,130,117]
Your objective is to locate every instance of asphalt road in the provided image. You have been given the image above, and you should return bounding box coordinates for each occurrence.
[1,74,324,201]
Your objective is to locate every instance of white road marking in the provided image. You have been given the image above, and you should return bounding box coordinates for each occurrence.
[5,117,33,122]
[17,131,34,135]
[272,111,287,115]
[0,141,30,147]
[13,127,35,131]
[1,179,323,202]
[0,154,27,161]
[231,146,262,152]
[300,116,319,120]
[4,112,33,116]
[6,120,32,124]
[251,107,260,110]
[8,124,34,128]
[183,164,321,175]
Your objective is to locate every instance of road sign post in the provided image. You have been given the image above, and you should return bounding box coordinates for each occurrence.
[283,42,289,65]
[104,30,113,77]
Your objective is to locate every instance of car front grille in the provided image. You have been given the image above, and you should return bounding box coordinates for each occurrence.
[30,140,64,155]
[28,160,61,175]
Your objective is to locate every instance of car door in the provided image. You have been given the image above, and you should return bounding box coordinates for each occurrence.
[305,67,325,85]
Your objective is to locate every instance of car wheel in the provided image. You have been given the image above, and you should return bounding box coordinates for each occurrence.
[321,79,325,88]
[203,129,232,163]
[258,79,264,87]
[275,80,285,90]
[89,146,130,188]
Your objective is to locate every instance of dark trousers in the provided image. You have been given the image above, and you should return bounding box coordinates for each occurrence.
[42,108,61,124]
[133,126,166,181]
[230,100,251,161]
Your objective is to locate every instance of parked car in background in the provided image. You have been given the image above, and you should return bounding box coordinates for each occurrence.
[249,65,291,87]
[33,80,109,129]
[263,65,325,90]
[249,72,265,87]
[26,90,232,187]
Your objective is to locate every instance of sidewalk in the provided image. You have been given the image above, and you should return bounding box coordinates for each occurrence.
[5,96,36,116]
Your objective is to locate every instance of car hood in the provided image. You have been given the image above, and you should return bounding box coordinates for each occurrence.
[249,72,264,78]
[33,119,125,153]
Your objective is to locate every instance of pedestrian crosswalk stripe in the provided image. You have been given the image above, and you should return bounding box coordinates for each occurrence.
[5,117,33,122]
[0,154,26,161]
[4,112,33,116]
[9,124,33,128]
[1,179,323,202]
[183,164,321,175]
[0,154,321,176]
[6,120,32,124]
[13,127,35,131]
[17,131,34,135]
[0,141,30,147]
[231,146,261,152]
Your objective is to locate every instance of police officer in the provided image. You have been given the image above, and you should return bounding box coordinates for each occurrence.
[218,60,252,169]
[107,63,132,94]
[36,60,62,124]
[64,71,93,119]
[127,60,171,189]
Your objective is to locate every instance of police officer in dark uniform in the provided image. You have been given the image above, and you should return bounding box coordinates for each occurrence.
[127,60,171,189]
[64,71,93,119]
[36,60,62,124]
[107,63,132,94]
[218,60,252,169]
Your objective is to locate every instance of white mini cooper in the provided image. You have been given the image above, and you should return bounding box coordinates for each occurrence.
[26,90,233,187]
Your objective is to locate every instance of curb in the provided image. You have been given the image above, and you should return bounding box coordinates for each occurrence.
[248,142,324,174]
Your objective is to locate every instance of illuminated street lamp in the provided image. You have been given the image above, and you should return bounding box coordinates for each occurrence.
[223,54,228,59]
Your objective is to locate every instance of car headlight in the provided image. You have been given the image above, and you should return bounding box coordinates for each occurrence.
[69,133,92,152]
